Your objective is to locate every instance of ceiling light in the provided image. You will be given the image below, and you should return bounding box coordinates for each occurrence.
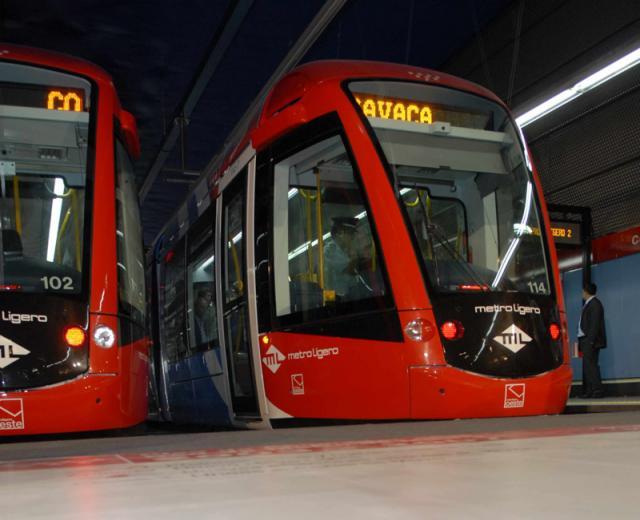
[516,46,640,128]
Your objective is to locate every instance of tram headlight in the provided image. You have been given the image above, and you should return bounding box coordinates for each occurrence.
[93,325,116,349]
[549,323,561,341]
[404,318,435,342]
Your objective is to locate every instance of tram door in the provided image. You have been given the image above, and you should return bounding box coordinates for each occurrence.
[219,164,260,418]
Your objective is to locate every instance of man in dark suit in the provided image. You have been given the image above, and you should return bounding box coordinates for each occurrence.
[578,283,606,398]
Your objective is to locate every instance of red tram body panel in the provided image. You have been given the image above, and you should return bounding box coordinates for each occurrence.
[0,45,148,435]
[150,60,571,427]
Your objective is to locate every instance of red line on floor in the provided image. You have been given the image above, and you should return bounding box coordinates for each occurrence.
[2,423,640,472]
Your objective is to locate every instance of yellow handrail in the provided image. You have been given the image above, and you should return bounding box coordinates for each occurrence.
[305,195,315,281]
[230,238,243,297]
[12,177,22,235]
[229,238,245,353]
[71,190,81,270]
[314,168,324,292]
[56,207,72,262]
[403,191,421,207]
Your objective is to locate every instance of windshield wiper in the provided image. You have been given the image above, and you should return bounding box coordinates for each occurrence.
[425,222,493,291]
[401,183,493,291]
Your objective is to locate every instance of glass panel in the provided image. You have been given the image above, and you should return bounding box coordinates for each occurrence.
[402,190,468,266]
[0,62,92,294]
[349,80,551,295]
[222,172,258,415]
[224,307,255,401]
[161,240,187,362]
[115,140,145,323]
[273,135,386,317]
[224,191,244,305]
[186,210,218,353]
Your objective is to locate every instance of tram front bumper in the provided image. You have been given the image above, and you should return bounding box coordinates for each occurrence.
[0,372,146,436]
[409,364,572,419]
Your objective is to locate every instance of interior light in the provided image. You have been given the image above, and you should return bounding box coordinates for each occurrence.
[46,178,65,262]
[516,46,640,127]
[64,326,86,347]
[200,255,214,269]
[288,231,331,261]
[549,323,561,341]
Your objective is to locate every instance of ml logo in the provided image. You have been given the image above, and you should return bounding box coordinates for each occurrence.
[493,324,532,354]
[0,334,30,368]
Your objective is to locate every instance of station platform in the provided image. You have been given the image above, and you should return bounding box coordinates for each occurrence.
[2,410,640,518]
[566,395,640,413]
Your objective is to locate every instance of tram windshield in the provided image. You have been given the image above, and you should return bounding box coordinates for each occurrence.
[349,80,551,295]
[0,62,91,294]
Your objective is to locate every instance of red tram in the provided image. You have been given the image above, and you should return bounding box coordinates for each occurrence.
[0,45,148,435]
[150,60,571,427]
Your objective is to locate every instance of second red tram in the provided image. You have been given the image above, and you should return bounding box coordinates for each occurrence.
[0,45,148,436]
[150,60,572,427]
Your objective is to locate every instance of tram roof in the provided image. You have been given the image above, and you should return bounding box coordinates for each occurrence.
[261,60,505,120]
[1,43,113,85]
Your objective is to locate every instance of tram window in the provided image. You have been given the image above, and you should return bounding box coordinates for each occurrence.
[272,134,387,318]
[186,207,218,353]
[223,185,245,305]
[115,140,145,324]
[0,61,91,294]
[161,239,188,361]
[349,80,552,295]
[401,191,468,263]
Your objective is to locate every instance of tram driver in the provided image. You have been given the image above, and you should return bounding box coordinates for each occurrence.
[324,216,381,301]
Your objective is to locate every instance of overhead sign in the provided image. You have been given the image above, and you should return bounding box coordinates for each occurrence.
[47,90,83,111]
[352,92,490,129]
[0,82,85,111]
[354,94,433,124]
[550,220,582,246]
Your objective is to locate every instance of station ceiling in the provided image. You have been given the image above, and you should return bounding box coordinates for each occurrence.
[1,0,514,243]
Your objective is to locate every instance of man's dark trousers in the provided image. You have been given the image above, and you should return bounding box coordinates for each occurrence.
[579,337,603,396]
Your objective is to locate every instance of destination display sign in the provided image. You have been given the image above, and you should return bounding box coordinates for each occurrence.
[550,220,582,246]
[0,82,85,112]
[353,93,490,128]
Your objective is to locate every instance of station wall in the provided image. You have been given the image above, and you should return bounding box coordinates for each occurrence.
[562,252,640,381]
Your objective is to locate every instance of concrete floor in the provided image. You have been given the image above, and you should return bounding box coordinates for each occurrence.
[2,411,640,519]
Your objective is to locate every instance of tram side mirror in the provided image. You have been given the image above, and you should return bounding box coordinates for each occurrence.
[119,110,141,160]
